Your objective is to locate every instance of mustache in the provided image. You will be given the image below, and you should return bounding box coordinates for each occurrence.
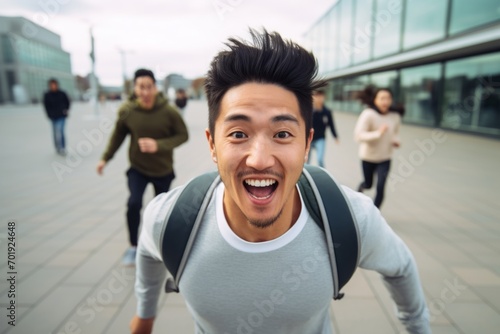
[237,169,283,179]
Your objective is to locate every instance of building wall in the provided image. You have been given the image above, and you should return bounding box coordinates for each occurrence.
[0,16,76,104]
[305,0,500,137]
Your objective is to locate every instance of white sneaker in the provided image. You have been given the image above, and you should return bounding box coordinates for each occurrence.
[122,247,137,266]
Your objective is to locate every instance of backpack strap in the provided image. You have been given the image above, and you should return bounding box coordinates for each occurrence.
[161,171,221,293]
[299,165,359,299]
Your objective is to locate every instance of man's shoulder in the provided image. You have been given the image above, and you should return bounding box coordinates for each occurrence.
[145,186,185,221]
[340,185,374,211]
[338,184,378,229]
[117,101,136,116]
[142,185,187,240]
[158,103,180,117]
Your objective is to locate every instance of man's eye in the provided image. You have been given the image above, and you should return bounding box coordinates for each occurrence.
[275,131,291,139]
[230,132,247,139]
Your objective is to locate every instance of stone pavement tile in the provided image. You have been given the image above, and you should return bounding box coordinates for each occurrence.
[54,306,119,334]
[413,236,475,266]
[402,239,482,306]
[14,238,76,266]
[64,239,124,286]
[451,267,500,286]
[3,285,91,334]
[0,267,71,305]
[457,239,498,258]
[420,269,481,304]
[473,286,500,313]
[330,297,396,333]
[87,266,136,306]
[431,325,463,334]
[103,289,137,334]
[480,255,500,276]
[445,302,500,334]
[46,250,92,267]
[66,235,114,252]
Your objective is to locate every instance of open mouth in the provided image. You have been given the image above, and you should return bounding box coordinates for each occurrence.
[243,179,278,200]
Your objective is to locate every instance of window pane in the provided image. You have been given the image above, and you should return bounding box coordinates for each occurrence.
[400,64,442,126]
[338,0,353,68]
[370,70,398,90]
[316,21,326,74]
[373,0,403,58]
[449,0,500,35]
[327,6,340,71]
[442,53,500,134]
[331,79,344,111]
[352,0,374,65]
[332,75,370,112]
[403,0,447,49]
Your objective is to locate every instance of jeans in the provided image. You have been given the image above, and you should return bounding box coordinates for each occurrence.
[126,168,175,246]
[51,117,66,152]
[308,138,326,167]
[359,160,391,208]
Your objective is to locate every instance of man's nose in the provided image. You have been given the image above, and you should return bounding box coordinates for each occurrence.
[246,136,275,170]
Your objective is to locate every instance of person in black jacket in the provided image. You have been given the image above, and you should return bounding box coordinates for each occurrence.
[307,89,339,167]
[43,78,70,155]
[174,88,188,117]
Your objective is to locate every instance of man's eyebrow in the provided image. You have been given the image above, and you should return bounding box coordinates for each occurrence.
[224,114,251,123]
[223,113,299,124]
[272,114,299,124]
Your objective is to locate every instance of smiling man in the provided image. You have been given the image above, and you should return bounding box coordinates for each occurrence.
[97,69,188,266]
[130,30,430,334]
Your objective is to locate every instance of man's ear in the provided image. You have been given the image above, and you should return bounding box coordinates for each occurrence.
[304,128,314,162]
[205,128,217,163]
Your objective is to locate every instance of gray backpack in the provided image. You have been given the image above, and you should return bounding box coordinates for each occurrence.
[161,164,359,300]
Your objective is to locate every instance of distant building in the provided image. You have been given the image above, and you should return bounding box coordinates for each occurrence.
[191,77,206,100]
[163,73,192,100]
[164,73,191,90]
[0,16,77,104]
[305,0,500,137]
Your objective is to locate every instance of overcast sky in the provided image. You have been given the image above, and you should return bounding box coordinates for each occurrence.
[2,0,336,86]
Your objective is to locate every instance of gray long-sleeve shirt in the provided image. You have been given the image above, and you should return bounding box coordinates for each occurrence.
[135,181,430,333]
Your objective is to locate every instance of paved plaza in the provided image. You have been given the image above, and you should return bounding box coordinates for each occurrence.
[0,99,499,334]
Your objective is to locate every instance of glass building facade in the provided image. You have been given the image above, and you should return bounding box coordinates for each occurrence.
[0,16,76,104]
[305,0,500,136]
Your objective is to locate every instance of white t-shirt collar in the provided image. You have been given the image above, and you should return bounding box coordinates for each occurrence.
[215,182,309,253]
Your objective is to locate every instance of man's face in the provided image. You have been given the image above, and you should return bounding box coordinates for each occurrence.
[206,82,313,229]
[134,76,157,109]
[49,82,58,92]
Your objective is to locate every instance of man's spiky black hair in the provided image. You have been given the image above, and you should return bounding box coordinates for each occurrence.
[205,28,326,139]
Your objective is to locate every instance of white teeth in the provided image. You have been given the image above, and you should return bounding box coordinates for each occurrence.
[244,179,277,187]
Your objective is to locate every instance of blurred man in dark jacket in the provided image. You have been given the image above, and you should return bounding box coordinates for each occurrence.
[307,90,338,167]
[43,78,70,155]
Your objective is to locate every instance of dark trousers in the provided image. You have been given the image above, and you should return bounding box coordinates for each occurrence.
[359,160,391,208]
[126,168,175,246]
